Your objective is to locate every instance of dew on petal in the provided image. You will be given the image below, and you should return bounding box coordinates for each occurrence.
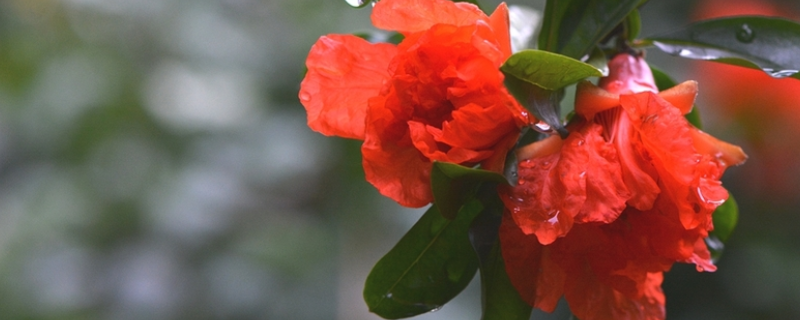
[697,186,725,206]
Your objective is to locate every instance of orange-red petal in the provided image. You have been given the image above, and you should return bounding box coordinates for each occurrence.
[691,128,748,168]
[574,124,630,223]
[657,80,698,115]
[499,213,566,312]
[488,3,512,58]
[371,0,486,34]
[300,34,396,139]
[362,133,433,208]
[575,81,621,120]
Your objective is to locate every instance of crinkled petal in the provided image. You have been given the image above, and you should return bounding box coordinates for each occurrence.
[565,270,666,320]
[501,150,577,245]
[300,34,396,139]
[499,213,566,312]
[408,120,493,164]
[574,123,630,223]
[440,102,519,150]
[612,111,661,211]
[372,0,487,34]
[621,92,702,229]
[362,138,432,207]
[362,97,433,207]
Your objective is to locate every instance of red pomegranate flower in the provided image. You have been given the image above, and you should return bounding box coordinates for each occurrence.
[299,0,529,207]
[499,54,746,320]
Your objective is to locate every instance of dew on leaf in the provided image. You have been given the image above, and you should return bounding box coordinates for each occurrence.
[763,68,799,78]
[735,24,755,43]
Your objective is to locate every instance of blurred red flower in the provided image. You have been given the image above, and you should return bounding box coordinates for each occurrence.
[299,0,529,207]
[500,54,746,320]
[691,0,800,200]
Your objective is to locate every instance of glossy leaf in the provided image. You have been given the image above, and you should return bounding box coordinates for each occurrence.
[364,203,481,319]
[650,65,702,129]
[538,0,642,59]
[501,50,602,138]
[503,77,568,138]
[644,16,800,80]
[624,9,641,41]
[480,242,532,320]
[467,190,532,320]
[712,194,739,243]
[431,162,507,220]
[501,50,603,91]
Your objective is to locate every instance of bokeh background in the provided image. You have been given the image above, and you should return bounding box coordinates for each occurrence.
[0,0,798,319]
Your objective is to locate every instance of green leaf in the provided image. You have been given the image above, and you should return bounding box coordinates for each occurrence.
[501,50,602,137]
[501,50,603,91]
[503,77,568,138]
[644,16,800,80]
[480,241,532,320]
[538,0,642,59]
[649,65,702,129]
[712,194,739,243]
[624,9,641,41]
[706,194,739,261]
[431,162,507,220]
[585,46,609,76]
[466,190,532,320]
[364,203,482,319]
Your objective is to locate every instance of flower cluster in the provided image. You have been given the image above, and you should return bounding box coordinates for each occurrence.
[299,0,529,207]
[300,1,747,319]
[499,54,746,320]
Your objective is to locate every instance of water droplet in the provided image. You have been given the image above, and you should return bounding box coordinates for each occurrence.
[705,236,725,262]
[546,211,560,225]
[705,236,724,252]
[426,306,443,313]
[579,171,586,178]
[532,121,557,135]
[763,68,799,78]
[299,92,311,102]
[653,42,723,60]
[385,293,393,299]
[344,0,371,8]
[735,24,755,43]
[577,139,585,146]
[696,187,725,206]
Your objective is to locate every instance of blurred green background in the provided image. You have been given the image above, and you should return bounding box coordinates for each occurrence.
[0,0,798,319]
